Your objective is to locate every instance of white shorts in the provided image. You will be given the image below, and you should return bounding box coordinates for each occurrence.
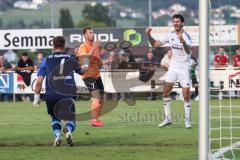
[165,67,192,88]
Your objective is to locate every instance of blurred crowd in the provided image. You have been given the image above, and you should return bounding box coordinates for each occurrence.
[0,51,44,101]
[212,46,240,68]
[1,45,240,102]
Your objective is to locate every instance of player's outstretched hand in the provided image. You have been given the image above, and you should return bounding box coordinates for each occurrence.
[33,94,41,107]
[89,40,102,56]
[93,40,102,50]
[145,27,152,35]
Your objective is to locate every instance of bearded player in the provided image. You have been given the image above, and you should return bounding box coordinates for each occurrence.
[77,27,105,127]
[145,14,192,128]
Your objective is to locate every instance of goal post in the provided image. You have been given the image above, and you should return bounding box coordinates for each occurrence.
[199,0,210,159]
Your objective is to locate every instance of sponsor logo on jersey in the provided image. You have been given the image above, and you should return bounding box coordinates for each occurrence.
[172,44,183,51]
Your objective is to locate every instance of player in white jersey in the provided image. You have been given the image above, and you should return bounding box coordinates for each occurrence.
[145,14,192,128]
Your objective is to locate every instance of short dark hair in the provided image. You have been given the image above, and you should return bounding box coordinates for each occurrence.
[172,14,184,23]
[82,27,92,35]
[21,52,28,56]
[53,36,65,49]
[219,46,225,51]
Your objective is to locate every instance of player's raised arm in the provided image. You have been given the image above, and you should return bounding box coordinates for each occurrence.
[145,27,163,48]
[178,32,191,54]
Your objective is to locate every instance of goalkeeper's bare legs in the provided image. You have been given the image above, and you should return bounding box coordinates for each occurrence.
[158,82,174,127]
[91,97,104,126]
[182,87,191,128]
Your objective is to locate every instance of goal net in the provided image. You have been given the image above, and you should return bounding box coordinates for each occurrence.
[209,0,240,159]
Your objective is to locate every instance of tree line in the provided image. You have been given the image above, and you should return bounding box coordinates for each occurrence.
[0,3,116,29]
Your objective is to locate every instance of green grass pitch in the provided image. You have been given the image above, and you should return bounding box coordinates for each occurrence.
[0,99,239,160]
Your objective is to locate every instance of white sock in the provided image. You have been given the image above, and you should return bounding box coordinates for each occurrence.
[184,100,191,120]
[163,97,172,121]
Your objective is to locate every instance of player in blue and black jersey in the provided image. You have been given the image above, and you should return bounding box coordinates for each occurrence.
[33,36,82,147]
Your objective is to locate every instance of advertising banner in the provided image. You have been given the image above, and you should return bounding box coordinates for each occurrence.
[3,68,240,94]
[210,68,240,91]
[0,26,238,50]
[63,28,147,47]
[151,25,239,46]
[0,72,14,93]
[0,29,63,49]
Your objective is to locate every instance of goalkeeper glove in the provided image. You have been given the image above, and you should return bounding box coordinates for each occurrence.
[33,94,41,107]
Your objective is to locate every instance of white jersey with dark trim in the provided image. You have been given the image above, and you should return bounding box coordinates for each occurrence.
[158,31,192,68]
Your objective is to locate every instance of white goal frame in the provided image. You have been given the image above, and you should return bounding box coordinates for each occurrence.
[199,0,209,159]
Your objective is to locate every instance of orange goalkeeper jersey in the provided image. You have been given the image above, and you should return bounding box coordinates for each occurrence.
[77,42,101,79]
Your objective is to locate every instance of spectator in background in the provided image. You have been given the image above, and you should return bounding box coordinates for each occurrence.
[232,48,240,97]
[214,47,229,68]
[144,52,157,64]
[65,47,72,55]
[209,49,215,69]
[124,49,137,69]
[16,52,34,102]
[233,48,240,67]
[160,49,179,99]
[142,51,158,70]
[3,50,17,65]
[117,52,129,69]
[0,55,13,101]
[107,52,119,69]
[0,55,13,73]
[117,52,135,100]
[117,49,137,69]
[34,52,44,71]
[140,51,158,100]
[190,56,199,100]
[104,52,120,100]
[161,49,172,69]
[73,45,80,55]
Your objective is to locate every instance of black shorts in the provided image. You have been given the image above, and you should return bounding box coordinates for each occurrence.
[192,77,198,85]
[45,97,76,121]
[83,77,104,96]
